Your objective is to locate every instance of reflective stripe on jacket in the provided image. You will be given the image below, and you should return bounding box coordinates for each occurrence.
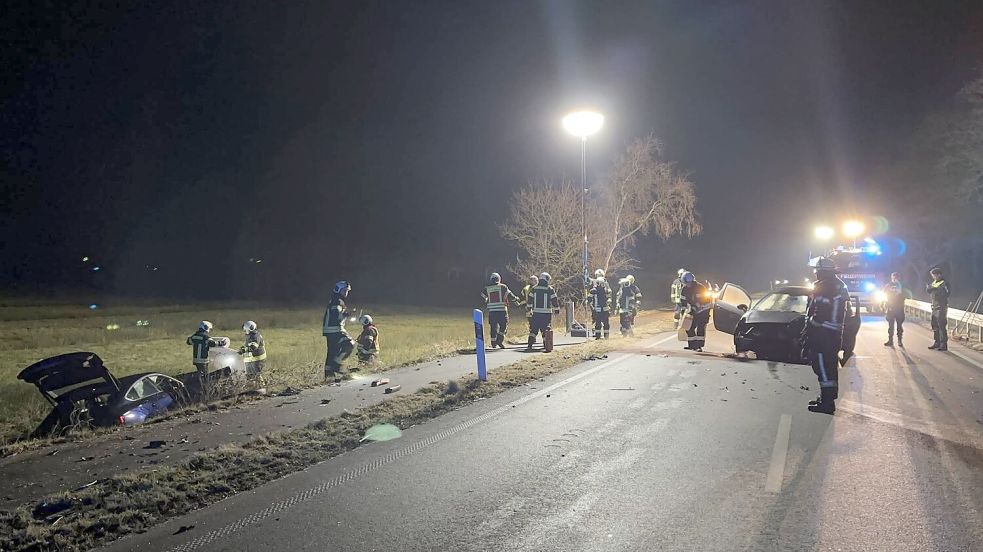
[530,283,559,314]
[243,331,267,363]
[323,298,348,334]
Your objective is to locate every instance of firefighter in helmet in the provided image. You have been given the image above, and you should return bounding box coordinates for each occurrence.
[239,320,266,379]
[680,272,711,351]
[589,276,612,339]
[323,280,356,378]
[802,257,849,414]
[481,272,521,349]
[521,275,538,343]
[527,272,560,351]
[187,321,221,382]
[671,268,686,324]
[356,314,380,363]
[617,275,642,336]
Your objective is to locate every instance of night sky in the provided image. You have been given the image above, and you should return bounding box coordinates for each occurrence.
[2,1,981,302]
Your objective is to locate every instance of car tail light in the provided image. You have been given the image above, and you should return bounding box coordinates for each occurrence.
[118,415,126,426]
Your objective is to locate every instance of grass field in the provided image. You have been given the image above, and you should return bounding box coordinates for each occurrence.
[0,301,479,443]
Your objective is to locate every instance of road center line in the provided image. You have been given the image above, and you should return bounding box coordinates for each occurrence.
[764,414,792,493]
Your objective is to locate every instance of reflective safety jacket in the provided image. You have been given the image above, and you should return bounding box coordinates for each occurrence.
[807,277,850,335]
[530,282,560,314]
[482,283,520,312]
[323,296,349,335]
[589,282,611,312]
[357,324,380,354]
[187,330,220,365]
[671,278,683,304]
[617,283,642,313]
[242,330,267,363]
[521,284,534,315]
[880,281,906,312]
[682,282,712,315]
[926,279,950,309]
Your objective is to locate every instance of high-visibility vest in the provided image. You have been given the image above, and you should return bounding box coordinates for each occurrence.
[531,285,558,313]
[242,331,267,363]
[671,279,683,303]
[483,284,509,312]
[187,331,214,364]
[323,299,347,334]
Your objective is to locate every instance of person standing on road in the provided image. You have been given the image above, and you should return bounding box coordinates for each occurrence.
[323,280,356,378]
[926,268,950,351]
[527,272,560,351]
[617,275,643,336]
[239,320,267,379]
[521,274,538,343]
[589,276,612,339]
[802,257,849,415]
[187,321,221,382]
[680,272,711,352]
[671,268,686,326]
[481,272,521,349]
[881,272,907,347]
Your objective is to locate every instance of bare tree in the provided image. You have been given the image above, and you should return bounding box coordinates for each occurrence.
[593,135,702,274]
[499,179,585,298]
[500,136,701,298]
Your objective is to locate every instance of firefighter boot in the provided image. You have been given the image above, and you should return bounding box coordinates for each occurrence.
[884,336,893,347]
[897,334,903,347]
[807,388,836,415]
[526,336,535,351]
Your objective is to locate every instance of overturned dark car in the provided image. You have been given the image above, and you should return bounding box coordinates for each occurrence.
[18,348,246,437]
[712,283,861,365]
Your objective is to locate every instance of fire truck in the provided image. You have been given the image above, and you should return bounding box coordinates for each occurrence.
[828,242,889,313]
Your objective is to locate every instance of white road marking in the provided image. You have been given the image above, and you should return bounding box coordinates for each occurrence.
[837,399,983,449]
[645,333,678,348]
[902,326,983,372]
[765,414,792,493]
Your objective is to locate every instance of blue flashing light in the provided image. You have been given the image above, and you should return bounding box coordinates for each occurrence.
[864,282,876,292]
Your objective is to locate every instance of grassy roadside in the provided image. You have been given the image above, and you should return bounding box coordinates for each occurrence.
[0,313,673,552]
[1,303,476,443]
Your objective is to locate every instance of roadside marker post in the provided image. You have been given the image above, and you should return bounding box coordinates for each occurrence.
[473,309,487,381]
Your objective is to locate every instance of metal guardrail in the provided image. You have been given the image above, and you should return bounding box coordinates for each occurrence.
[904,299,983,343]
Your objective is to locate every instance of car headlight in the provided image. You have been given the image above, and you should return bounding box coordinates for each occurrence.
[874,290,887,303]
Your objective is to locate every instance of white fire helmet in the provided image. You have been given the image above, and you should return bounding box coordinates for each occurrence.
[626,274,635,284]
[489,272,501,283]
[677,268,687,276]
[358,314,373,326]
[199,321,213,332]
[529,275,539,285]
[594,269,605,278]
[540,272,552,283]
[242,320,257,333]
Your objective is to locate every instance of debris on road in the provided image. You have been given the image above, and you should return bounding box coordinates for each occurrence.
[384,385,401,394]
[145,440,166,449]
[800,385,810,391]
[278,387,302,396]
[320,399,331,405]
[173,525,195,535]
[73,480,99,491]
[371,378,390,387]
[610,387,635,391]
[360,423,402,442]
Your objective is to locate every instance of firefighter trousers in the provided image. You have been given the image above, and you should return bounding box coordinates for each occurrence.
[325,332,355,374]
[488,310,508,346]
[593,310,610,338]
[808,330,839,403]
[686,309,709,349]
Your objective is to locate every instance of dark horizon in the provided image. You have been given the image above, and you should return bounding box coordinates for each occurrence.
[3,0,982,303]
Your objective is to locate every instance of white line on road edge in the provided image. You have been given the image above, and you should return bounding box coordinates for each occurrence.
[645,333,678,349]
[162,352,635,552]
[902,325,983,372]
[764,414,792,493]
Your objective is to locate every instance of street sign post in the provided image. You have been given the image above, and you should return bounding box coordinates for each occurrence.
[473,309,487,381]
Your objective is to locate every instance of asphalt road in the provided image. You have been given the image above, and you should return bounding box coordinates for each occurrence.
[104,318,983,552]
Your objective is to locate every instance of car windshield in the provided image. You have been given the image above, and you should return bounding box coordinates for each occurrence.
[754,293,809,313]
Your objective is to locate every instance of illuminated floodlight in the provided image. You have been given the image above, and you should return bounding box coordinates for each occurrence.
[842,220,865,238]
[814,226,834,240]
[562,111,605,138]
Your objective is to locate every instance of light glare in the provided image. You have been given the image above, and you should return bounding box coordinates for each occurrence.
[562,111,605,138]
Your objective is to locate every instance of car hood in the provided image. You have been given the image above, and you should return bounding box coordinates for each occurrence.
[743,310,804,325]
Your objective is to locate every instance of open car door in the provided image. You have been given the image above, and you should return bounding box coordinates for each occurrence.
[713,283,751,335]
